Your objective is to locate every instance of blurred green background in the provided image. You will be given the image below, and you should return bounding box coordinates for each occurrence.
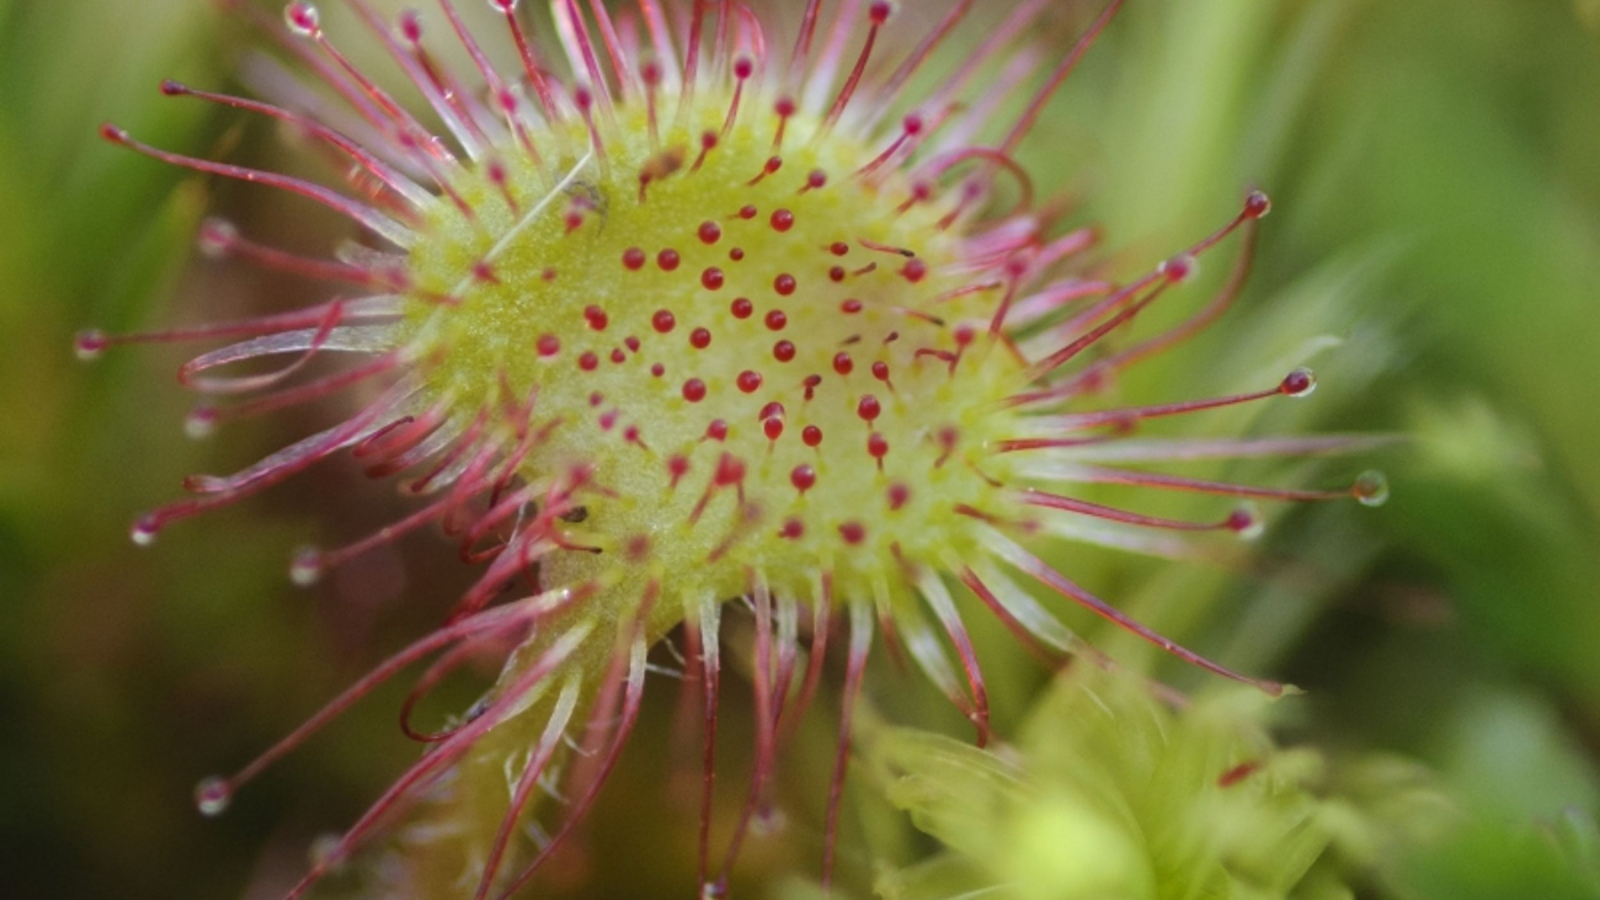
[3,0,1599,898]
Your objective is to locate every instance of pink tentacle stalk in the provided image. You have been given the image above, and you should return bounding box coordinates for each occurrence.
[399,10,502,151]
[437,0,549,170]
[73,297,398,360]
[192,585,580,818]
[491,0,565,123]
[861,0,978,130]
[130,386,413,545]
[284,2,458,165]
[821,598,874,889]
[397,628,519,743]
[922,0,1051,118]
[1017,202,1265,387]
[914,566,992,746]
[1036,464,1393,506]
[811,1,891,142]
[785,0,826,85]
[675,0,711,128]
[587,0,640,101]
[556,0,618,129]
[472,672,584,900]
[985,530,1287,696]
[98,124,415,246]
[492,598,656,900]
[638,0,682,89]
[217,0,394,141]
[179,302,357,396]
[1055,216,1262,400]
[1019,488,1262,537]
[715,576,779,884]
[767,591,803,736]
[998,0,1129,155]
[280,624,594,900]
[958,563,1096,664]
[694,593,723,893]
[800,0,862,116]
[158,81,432,207]
[195,352,402,430]
[1022,368,1320,433]
[781,574,833,745]
[194,217,411,287]
[345,0,487,160]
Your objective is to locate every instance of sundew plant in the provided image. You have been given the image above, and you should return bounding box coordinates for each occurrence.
[82,0,1392,897]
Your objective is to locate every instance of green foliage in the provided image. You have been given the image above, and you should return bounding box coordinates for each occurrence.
[864,670,1383,900]
[1395,811,1600,900]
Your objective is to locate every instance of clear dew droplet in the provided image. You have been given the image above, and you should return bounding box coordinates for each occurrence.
[195,776,232,817]
[130,515,159,547]
[1283,367,1318,398]
[1158,253,1196,283]
[74,329,108,362]
[752,804,788,836]
[285,2,320,36]
[1246,189,1273,219]
[289,547,323,587]
[1230,503,1265,541]
[184,406,218,441]
[309,832,343,868]
[1354,470,1390,507]
[196,217,237,258]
